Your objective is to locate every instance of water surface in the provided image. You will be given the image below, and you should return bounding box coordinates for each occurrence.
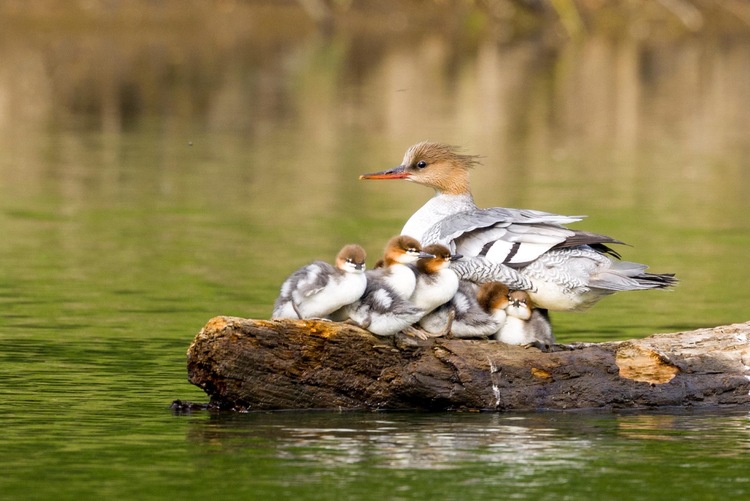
[1,3,749,500]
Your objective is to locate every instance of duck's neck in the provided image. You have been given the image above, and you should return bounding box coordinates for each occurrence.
[401,192,476,243]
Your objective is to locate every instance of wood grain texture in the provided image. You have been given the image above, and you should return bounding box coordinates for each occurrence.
[186,317,750,412]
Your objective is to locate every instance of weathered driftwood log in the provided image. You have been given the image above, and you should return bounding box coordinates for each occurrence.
[185,317,750,412]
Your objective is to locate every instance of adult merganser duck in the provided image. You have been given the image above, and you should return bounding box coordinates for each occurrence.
[342,236,433,336]
[419,280,507,338]
[496,290,555,350]
[360,141,677,311]
[272,244,367,319]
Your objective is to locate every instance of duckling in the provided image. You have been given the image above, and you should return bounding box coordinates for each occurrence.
[410,244,461,313]
[496,290,555,351]
[341,236,433,336]
[271,244,367,320]
[344,279,426,337]
[367,235,435,300]
[419,280,505,338]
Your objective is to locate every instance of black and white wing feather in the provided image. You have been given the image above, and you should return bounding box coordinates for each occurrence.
[422,207,622,266]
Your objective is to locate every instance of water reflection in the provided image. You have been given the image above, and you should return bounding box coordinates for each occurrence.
[171,409,750,499]
[616,410,750,451]
[2,5,749,204]
[186,412,589,478]
[185,409,750,470]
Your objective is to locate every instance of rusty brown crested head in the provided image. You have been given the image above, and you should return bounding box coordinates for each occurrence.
[477,282,511,313]
[360,142,481,196]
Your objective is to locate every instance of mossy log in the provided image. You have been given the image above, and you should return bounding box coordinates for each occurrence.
[185,317,750,412]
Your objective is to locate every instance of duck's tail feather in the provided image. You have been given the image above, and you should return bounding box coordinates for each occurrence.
[590,261,677,291]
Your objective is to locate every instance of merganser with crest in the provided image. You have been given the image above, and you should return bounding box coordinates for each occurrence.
[360,142,676,311]
[272,244,367,320]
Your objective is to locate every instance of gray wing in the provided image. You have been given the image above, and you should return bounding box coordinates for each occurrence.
[283,261,336,300]
[422,207,621,266]
[360,273,421,315]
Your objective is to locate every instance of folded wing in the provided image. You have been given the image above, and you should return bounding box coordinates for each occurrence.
[422,207,623,266]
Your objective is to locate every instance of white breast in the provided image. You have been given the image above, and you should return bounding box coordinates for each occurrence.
[496,316,534,345]
[383,264,418,300]
[410,269,459,313]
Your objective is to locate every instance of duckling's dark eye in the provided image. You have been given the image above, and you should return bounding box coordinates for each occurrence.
[416,160,427,168]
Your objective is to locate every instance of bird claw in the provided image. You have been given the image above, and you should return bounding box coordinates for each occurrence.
[401,326,430,340]
[344,318,369,330]
[442,309,457,338]
[291,301,304,319]
[523,341,552,352]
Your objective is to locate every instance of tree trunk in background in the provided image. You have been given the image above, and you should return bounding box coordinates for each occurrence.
[185,317,750,412]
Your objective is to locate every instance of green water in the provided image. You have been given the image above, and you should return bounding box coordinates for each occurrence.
[1,3,750,500]
[4,409,750,500]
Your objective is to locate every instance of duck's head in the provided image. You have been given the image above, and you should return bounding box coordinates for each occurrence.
[417,244,462,274]
[506,290,533,320]
[360,142,480,195]
[383,235,434,265]
[477,282,511,313]
[335,244,367,273]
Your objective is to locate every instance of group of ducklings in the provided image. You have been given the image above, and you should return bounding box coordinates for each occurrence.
[272,236,554,349]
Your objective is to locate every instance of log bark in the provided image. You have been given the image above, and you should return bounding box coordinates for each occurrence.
[185,317,750,412]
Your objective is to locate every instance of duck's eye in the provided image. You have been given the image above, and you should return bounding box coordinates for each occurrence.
[416,160,427,168]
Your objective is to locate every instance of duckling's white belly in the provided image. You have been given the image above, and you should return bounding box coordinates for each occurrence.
[496,316,534,345]
[366,311,423,336]
[296,273,367,317]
